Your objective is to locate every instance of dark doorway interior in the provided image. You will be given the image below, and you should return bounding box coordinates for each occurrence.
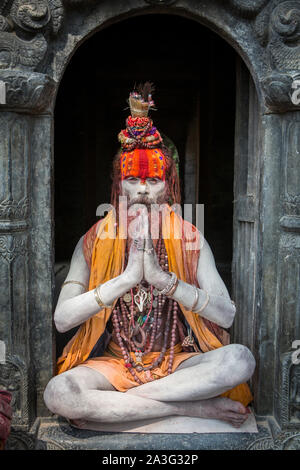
[54,14,236,357]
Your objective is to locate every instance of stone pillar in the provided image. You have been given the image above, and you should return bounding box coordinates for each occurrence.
[273,112,300,429]
[249,110,300,423]
[0,70,56,429]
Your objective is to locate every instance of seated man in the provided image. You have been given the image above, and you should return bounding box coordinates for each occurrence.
[44,85,255,430]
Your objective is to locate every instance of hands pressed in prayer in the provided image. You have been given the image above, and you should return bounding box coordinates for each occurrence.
[123,234,144,287]
[138,208,171,290]
[124,207,169,290]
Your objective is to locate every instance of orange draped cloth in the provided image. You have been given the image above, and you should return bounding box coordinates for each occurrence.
[57,207,253,406]
[79,341,200,392]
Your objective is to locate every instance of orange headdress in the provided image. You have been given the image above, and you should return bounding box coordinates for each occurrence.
[118,83,166,182]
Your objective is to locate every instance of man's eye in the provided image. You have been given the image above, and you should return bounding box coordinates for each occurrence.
[148,178,159,184]
[126,177,138,183]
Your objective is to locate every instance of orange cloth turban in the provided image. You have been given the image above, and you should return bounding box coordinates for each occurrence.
[120,148,166,182]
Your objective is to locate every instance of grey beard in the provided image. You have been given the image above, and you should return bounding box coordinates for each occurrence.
[127,193,168,208]
[128,196,153,208]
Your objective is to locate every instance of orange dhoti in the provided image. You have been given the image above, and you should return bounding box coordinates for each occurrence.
[78,340,253,407]
[78,341,199,392]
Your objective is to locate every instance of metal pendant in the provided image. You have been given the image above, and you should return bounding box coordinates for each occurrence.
[135,351,143,365]
[130,325,146,349]
[182,335,201,352]
[123,292,132,303]
[134,288,148,312]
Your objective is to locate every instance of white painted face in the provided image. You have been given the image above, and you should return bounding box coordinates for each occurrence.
[121,177,167,206]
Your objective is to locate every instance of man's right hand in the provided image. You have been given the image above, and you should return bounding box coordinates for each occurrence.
[121,209,147,288]
[122,236,144,287]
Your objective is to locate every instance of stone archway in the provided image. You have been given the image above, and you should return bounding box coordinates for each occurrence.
[0,0,300,448]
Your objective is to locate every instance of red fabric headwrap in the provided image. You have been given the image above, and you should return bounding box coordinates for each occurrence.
[121,148,166,182]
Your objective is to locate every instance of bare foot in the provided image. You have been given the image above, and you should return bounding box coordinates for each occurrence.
[183,397,250,428]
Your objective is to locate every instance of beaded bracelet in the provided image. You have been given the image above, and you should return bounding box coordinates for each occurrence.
[94,284,113,309]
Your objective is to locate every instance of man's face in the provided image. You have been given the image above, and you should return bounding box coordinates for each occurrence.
[121,176,167,207]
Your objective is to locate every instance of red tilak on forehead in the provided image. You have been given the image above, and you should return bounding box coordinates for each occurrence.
[120,148,166,181]
[139,149,149,182]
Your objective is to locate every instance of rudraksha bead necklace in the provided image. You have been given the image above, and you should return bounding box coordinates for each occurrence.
[111,237,178,384]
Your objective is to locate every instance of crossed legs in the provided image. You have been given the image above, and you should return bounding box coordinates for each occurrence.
[44,344,255,429]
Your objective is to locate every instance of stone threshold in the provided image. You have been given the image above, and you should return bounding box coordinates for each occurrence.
[6,415,300,450]
[32,415,271,450]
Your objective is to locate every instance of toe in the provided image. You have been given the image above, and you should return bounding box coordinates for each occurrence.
[224,411,249,425]
[223,398,247,414]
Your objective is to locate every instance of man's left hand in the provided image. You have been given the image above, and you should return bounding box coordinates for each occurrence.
[142,212,170,289]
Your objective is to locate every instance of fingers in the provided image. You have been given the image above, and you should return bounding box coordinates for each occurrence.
[132,238,145,253]
[128,204,150,240]
[128,213,148,240]
[127,237,144,269]
[140,209,150,238]
[144,236,154,252]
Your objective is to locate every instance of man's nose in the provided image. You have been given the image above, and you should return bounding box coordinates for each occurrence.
[137,182,149,193]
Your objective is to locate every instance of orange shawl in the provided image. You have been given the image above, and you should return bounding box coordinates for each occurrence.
[57,207,253,406]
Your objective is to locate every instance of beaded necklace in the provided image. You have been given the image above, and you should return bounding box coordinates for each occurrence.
[111,236,179,384]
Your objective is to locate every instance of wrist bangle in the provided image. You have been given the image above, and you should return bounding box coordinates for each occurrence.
[165,277,179,297]
[157,272,178,296]
[191,285,199,311]
[94,284,113,309]
[194,289,210,313]
[61,280,87,291]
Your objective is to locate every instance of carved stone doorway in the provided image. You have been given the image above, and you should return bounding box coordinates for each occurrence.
[0,0,299,450]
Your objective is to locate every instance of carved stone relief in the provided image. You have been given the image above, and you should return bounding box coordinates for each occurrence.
[275,352,300,429]
[10,0,52,32]
[0,114,30,224]
[0,235,27,263]
[0,196,28,220]
[269,2,300,71]
[290,365,300,424]
[0,0,64,71]
[262,71,300,112]
[0,356,30,427]
[229,0,269,19]
[45,440,66,450]
[248,430,300,450]
[0,70,56,111]
[283,120,300,204]
[0,0,299,112]
[6,430,35,449]
[254,1,300,111]
[0,32,47,70]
